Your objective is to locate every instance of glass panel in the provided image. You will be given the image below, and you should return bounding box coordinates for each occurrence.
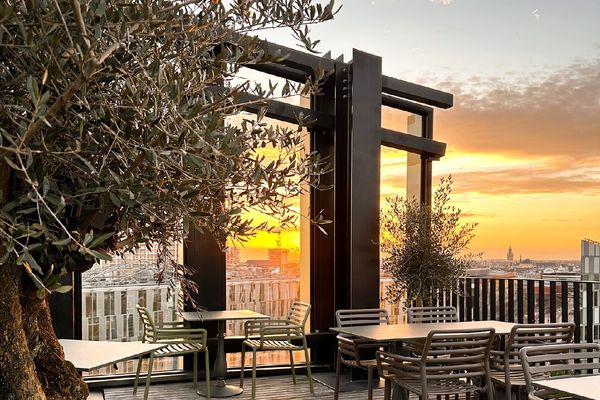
[81,242,183,376]
[224,114,309,367]
[380,110,423,322]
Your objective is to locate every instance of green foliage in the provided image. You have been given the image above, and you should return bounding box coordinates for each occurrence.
[380,176,479,305]
[0,0,335,298]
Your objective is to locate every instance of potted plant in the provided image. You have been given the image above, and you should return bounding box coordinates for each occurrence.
[380,176,479,307]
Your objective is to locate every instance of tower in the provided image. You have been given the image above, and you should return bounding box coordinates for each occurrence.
[507,245,514,263]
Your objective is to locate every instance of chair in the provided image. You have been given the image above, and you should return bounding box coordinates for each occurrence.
[334,309,390,400]
[489,322,575,400]
[520,343,600,400]
[376,327,495,400]
[240,301,313,400]
[135,305,211,400]
[407,306,458,323]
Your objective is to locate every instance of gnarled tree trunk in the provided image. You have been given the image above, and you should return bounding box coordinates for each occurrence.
[0,262,88,400]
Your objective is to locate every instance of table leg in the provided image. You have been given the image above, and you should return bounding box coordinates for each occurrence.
[197,320,243,398]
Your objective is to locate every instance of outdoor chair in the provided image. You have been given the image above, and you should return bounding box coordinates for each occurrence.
[240,301,313,400]
[520,342,600,400]
[407,305,458,323]
[334,308,390,400]
[489,322,575,400]
[376,327,495,400]
[135,305,211,400]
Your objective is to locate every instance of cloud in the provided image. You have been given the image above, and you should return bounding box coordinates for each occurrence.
[434,58,600,161]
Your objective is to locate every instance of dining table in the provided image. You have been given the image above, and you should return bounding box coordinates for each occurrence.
[534,375,600,400]
[330,319,516,340]
[59,339,167,372]
[182,309,269,398]
[331,320,517,400]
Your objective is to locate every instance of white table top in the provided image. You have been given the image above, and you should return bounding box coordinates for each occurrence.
[331,320,516,341]
[60,339,166,371]
[181,309,269,322]
[535,375,600,400]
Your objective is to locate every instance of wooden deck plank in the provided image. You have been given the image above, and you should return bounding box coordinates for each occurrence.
[103,375,387,399]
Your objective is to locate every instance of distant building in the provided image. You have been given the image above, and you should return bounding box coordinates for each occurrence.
[507,245,514,263]
[581,239,600,280]
[268,248,289,268]
[581,239,600,341]
[226,247,240,267]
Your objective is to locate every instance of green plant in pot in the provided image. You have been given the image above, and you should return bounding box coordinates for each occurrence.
[380,176,479,307]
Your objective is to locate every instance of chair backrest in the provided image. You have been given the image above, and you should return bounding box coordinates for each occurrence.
[377,328,495,398]
[520,343,600,394]
[286,301,311,328]
[136,304,157,343]
[492,323,575,371]
[335,308,389,327]
[407,306,458,323]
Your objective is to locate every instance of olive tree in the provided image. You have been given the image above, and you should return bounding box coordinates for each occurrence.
[381,176,479,307]
[0,0,335,398]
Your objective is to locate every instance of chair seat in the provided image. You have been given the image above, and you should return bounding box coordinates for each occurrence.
[393,376,481,396]
[489,369,527,386]
[243,339,303,351]
[340,358,378,369]
[154,342,206,357]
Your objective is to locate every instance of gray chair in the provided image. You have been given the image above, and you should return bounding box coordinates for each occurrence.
[240,301,313,400]
[376,327,495,400]
[334,309,390,400]
[135,305,211,400]
[489,322,575,400]
[407,305,458,323]
[520,343,600,400]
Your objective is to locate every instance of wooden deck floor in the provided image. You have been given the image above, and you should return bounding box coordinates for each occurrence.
[102,375,387,400]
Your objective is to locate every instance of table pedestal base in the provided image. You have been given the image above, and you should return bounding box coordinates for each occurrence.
[197,380,243,398]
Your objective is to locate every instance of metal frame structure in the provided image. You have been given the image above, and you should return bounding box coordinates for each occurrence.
[51,39,453,368]
[184,41,452,364]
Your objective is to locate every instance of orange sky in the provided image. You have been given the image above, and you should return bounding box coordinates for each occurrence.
[236,64,600,260]
[232,47,600,262]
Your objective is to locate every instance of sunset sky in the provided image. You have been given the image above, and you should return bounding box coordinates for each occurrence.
[239,0,600,261]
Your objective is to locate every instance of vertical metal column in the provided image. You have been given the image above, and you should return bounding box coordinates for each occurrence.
[347,49,382,309]
[310,73,336,336]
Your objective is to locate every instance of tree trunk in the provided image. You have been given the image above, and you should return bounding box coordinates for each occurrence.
[0,262,88,400]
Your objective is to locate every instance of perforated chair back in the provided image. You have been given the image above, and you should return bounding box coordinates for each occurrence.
[407,306,458,323]
[136,305,158,343]
[377,327,495,399]
[520,342,600,395]
[492,323,575,372]
[286,301,311,328]
[335,309,389,328]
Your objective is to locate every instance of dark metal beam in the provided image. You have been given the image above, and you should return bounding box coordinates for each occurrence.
[208,87,335,130]
[382,94,434,116]
[238,92,335,130]
[382,76,453,109]
[243,39,336,82]
[381,128,446,158]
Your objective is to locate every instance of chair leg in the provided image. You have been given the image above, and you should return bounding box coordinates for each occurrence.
[193,352,198,390]
[303,337,314,395]
[144,352,154,400]
[251,350,257,400]
[289,350,296,384]
[240,345,246,388]
[334,351,342,400]
[133,355,143,395]
[204,350,211,400]
[384,379,391,400]
[367,366,374,400]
